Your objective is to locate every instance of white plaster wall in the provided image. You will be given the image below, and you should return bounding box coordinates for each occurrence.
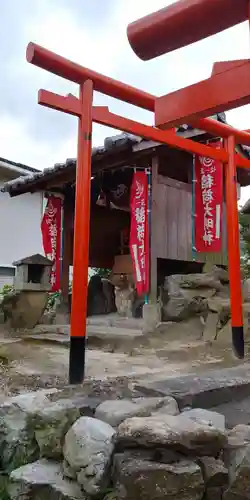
[0,173,44,267]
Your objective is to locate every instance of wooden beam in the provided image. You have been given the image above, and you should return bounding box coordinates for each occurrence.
[38,90,81,117]
[155,60,250,129]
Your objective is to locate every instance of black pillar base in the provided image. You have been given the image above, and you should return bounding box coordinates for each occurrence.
[69,336,86,384]
[232,326,244,359]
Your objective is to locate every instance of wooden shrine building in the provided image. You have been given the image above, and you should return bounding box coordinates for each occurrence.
[3,113,250,309]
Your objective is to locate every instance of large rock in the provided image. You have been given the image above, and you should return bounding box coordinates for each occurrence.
[227,425,250,449]
[95,397,179,427]
[182,408,226,432]
[198,456,228,487]
[115,414,227,456]
[9,459,84,500]
[0,392,49,471]
[0,391,90,471]
[113,453,204,500]
[151,397,180,417]
[223,425,250,499]
[162,273,223,321]
[224,445,250,499]
[31,399,81,459]
[203,264,229,284]
[165,273,222,294]
[162,296,208,322]
[1,290,48,329]
[223,424,250,468]
[63,416,115,496]
[207,297,231,325]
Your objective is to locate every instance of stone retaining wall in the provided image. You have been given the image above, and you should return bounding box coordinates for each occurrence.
[0,388,249,499]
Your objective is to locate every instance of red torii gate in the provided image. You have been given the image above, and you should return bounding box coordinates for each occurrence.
[27,0,250,384]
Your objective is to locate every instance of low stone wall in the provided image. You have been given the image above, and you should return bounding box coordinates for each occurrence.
[0,388,249,499]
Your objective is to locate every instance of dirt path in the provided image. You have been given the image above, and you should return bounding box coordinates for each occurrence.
[0,326,249,401]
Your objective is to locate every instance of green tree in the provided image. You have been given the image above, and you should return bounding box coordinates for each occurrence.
[92,268,111,279]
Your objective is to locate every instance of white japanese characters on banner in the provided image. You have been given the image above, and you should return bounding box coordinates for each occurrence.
[130,171,149,296]
[41,196,62,291]
[194,141,223,252]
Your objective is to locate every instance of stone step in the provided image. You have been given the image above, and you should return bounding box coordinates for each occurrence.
[210,396,250,429]
[21,324,145,351]
[86,314,144,331]
[134,363,250,410]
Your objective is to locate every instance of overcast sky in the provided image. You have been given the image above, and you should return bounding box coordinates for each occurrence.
[1,0,250,201]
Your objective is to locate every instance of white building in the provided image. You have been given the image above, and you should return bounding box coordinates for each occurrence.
[0,157,44,288]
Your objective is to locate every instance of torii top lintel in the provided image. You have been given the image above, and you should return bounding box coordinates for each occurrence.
[27,41,250,151]
[127,0,249,60]
[26,43,155,111]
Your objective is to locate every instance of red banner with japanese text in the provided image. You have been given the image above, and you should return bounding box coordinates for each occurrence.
[130,171,149,296]
[41,196,62,292]
[194,141,223,252]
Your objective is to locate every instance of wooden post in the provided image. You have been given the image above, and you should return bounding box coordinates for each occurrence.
[69,80,93,384]
[150,156,158,304]
[225,135,244,358]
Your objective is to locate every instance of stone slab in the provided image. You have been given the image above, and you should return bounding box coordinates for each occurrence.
[210,397,250,429]
[23,333,70,345]
[87,314,144,331]
[134,364,250,409]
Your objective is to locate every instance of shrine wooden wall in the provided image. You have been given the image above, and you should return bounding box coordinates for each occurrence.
[152,173,228,266]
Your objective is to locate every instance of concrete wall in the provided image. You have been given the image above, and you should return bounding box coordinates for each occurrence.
[0,171,44,271]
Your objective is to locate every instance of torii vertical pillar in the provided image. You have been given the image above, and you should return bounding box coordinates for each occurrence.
[38,80,94,384]
[225,136,244,358]
[69,80,93,383]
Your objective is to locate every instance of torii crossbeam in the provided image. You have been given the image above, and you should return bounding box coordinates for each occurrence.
[26,0,250,383]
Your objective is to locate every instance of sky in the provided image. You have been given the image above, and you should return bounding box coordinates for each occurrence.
[1,0,250,203]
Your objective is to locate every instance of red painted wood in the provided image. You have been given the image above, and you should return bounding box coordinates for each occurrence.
[92,106,250,171]
[127,0,248,60]
[211,60,250,76]
[27,42,155,111]
[37,88,250,170]
[225,136,243,330]
[155,60,250,130]
[70,80,93,339]
[38,90,82,116]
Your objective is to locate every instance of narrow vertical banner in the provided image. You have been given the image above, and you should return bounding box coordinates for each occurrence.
[41,195,62,291]
[130,170,149,296]
[145,167,151,304]
[191,155,197,261]
[194,141,223,253]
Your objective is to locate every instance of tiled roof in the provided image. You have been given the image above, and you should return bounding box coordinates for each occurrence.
[0,157,39,174]
[3,112,250,195]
